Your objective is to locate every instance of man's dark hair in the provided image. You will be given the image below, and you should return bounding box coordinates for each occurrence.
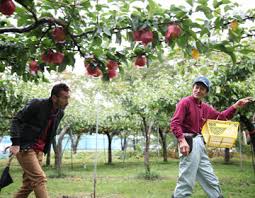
[51,83,70,97]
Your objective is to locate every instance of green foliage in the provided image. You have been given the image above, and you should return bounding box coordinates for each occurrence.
[0,79,26,134]
[137,170,160,180]
[208,57,255,113]
[0,0,254,80]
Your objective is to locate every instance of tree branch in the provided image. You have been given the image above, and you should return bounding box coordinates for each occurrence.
[0,17,65,34]
[15,0,38,22]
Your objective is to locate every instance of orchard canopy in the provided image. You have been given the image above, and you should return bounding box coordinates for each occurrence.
[0,0,254,81]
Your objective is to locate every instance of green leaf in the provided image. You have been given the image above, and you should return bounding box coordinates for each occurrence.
[195,5,213,19]
[57,64,67,72]
[214,17,221,30]
[64,53,75,66]
[147,0,164,16]
[198,0,208,6]
[170,5,187,19]
[213,0,223,8]
[224,5,232,12]
[239,48,255,54]
[177,35,188,48]
[228,29,242,43]
[222,0,231,4]
[80,0,91,9]
[213,43,236,65]
[186,0,194,6]
[0,63,5,72]
[103,26,112,37]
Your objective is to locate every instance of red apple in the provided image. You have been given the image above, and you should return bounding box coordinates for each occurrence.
[41,50,54,64]
[108,69,118,79]
[85,64,102,77]
[51,52,64,64]
[133,29,153,45]
[106,60,119,70]
[140,30,153,46]
[29,60,39,73]
[41,53,48,63]
[165,24,181,43]
[135,55,147,67]
[41,50,64,64]
[92,68,102,77]
[41,52,50,64]
[133,31,141,41]
[0,0,15,16]
[52,27,66,43]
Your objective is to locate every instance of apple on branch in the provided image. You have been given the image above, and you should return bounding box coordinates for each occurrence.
[133,28,153,46]
[135,55,147,68]
[106,60,119,70]
[108,69,118,79]
[41,50,53,64]
[85,63,102,77]
[41,50,64,65]
[29,60,40,74]
[52,27,66,43]
[51,52,64,64]
[165,24,181,43]
[0,0,15,16]
[140,30,153,46]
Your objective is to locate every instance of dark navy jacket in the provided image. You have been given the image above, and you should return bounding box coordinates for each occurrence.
[10,98,64,154]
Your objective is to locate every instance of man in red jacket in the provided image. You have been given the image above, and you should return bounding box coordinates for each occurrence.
[170,76,252,198]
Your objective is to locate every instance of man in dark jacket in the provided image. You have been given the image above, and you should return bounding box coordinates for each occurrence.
[10,83,70,198]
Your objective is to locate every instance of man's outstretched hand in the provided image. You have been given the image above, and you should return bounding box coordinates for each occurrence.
[233,97,254,109]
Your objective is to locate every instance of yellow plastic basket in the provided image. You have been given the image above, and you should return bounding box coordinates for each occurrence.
[202,119,239,148]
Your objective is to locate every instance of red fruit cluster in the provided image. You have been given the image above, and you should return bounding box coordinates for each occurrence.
[52,27,66,43]
[106,60,119,79]
[29,60,40,74]
[41,50,64,64]
[85,63,102,77]
[165,24,181,43]
[0,0,15,16]
[135,55,147,68]
[133,29,154,46]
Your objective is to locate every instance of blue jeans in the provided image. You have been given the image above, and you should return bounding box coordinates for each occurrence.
[173,135,223,198]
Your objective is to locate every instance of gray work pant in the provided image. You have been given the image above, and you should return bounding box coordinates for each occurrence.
[173,135,223,198]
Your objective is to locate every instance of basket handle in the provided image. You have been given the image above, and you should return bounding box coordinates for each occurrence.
[216,114,230,121]
[216,114,220,120]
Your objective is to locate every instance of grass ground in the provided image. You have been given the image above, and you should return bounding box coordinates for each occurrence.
[0,151,254,198]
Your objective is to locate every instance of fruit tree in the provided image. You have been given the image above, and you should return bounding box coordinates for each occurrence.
[0,0,254,81]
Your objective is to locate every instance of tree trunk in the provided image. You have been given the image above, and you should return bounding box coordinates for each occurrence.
[142,117,154,175]
[54,126,70,176]
[106,132,112,164]
[224,148,230,163]
[46,144,51,166]
[69,132,81,154]
[120,135,128,161]
[121,135,127,151]
[52,138,57,167]
[132,136,136,151]
[159,127,168,162]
